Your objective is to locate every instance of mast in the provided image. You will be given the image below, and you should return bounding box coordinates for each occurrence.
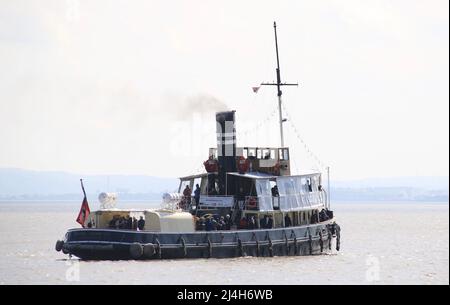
[261,21,298,147]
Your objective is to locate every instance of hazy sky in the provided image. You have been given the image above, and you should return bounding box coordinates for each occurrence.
[0,0,448,180]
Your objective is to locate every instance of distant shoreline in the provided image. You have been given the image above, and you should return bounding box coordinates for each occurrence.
[0,199,448,204]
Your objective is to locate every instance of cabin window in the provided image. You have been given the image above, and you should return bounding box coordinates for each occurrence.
[276,176,307,211]
[283,149,289,161]
[193,178,201,191]
[262,149,270,159]
[256,149,262,159]
[270,149,276,159]
[312,175,319,192]
[179,180,192,193]
[255,179,271,197]
[248,148,256,159]
[243,149,248,159]
[279,149,284,160]
[255,179,274,211]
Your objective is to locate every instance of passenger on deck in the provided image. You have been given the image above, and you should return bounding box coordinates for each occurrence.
[109,217,116,228]
[267,216,273,229]
[284,214,292,227]
[212,217,219,230]
[132,217,138,230]
[137,216,145,231]
[205,217,214,231]
[183,185,192,207]
[271,185,279,197]
[217,216,226,230]
[114,216,121,229]
[222,214,229,230]
[310,211,319,224]
[224,214,232,230]
[126,216,133,229]
[319,209,330,222]
[119,217,128,229]
[248,216,256,229]
[239,217,248,229]
[260,215,268,229]
[307,179,313,192]
[198,217,206,231]
[194,184,201,208]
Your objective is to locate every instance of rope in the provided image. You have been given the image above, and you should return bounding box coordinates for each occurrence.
[236,105,279,138]
[281,103,328,171]
[180,236,187,257]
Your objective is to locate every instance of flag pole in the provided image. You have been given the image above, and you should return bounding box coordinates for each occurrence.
[260,21,298,148]
[80,179,87,198]
[77,179,90,227]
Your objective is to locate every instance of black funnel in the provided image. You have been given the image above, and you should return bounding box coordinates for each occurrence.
[216,111,236,195]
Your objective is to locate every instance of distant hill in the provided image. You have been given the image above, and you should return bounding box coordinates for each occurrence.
[332,176,449,190]
[0,168,178,200]
[331,187,448,202]
[0,168,448,202]
[330,176,448,202]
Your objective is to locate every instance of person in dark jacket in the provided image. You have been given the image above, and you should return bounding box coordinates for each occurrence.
[183,185,192,208]
[307,179,313,192]
[267,216,273,229]
[271,185,279,197]
[137,216,145,230]
[284,214,292,227]
[126,216,133,229]
[319,209,330,222]
[194,184,201,208]
[260,215,268,229]
[225,214,232,230]
[132,217,138,230]
[248,216,256,229]
[205,217,214,231]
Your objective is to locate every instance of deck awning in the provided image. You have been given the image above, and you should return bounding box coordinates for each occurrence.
[226,172,277,180]
[227,171,321,180]
[178,173,210,181]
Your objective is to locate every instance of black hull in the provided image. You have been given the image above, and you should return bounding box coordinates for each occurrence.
[57,221,340,260]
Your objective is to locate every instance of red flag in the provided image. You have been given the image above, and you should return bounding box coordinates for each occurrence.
[252,86,260,93]
[76,196,90,227]
[76,179,90,227]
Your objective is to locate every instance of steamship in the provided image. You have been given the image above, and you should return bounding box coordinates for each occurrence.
[55,22,341,260]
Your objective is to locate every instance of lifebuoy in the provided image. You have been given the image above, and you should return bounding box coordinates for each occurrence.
[271,162,281,175]
[55,240,64,252]
[247,197,257,209]
[143,243,156,258]
[203,158,218,172]
[236,156,250,173]
[129,242,143,259]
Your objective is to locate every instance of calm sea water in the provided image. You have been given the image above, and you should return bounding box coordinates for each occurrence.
[0,201,448,285]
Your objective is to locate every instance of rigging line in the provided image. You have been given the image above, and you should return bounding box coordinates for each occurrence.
[281,103,328,170]
[236,105,279,137]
